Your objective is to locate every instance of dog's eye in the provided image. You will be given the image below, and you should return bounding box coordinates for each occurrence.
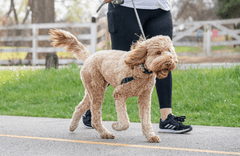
[156,51,161,55]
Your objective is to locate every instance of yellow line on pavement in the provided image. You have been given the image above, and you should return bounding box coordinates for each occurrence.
[1,134,240,155]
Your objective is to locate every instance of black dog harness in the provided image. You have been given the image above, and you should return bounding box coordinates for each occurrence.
[121,64,152,85]
[140,63,153,74]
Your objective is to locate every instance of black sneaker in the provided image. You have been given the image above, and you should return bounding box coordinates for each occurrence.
[158,114,192,134]
[82,109,93,129]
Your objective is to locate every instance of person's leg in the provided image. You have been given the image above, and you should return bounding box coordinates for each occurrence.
[144,9,173,121]
[144,9,192,133]
[111,8,173,120]
[157,72,172,121]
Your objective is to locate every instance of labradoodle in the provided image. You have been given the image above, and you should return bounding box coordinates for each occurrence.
[49,29,178,143]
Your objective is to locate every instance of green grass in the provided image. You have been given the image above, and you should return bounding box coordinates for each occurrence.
[0,65,240,127]
[175,46,202,53]
[175,45,240,53]
[211,45,240,52]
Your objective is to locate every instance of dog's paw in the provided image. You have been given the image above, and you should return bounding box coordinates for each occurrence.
[147,135,161,143]
[100,133,115,139]
[69,123,78,132]
[112,122,129,131]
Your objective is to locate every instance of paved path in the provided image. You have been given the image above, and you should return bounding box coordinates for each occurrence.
[0,63,239,71]
[0,116,240,156]
[176,63,240,70]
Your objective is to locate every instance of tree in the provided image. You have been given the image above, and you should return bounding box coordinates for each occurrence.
[6,0,19,24]
[22,0,31,24]
[215,0,240,47]
[4,0,31,25]
[4,0,30,46]
[25,0,55,60]
[175,0,218,21]
[55,0,93,23]
[30,0,55,24]
[215,0,240,19]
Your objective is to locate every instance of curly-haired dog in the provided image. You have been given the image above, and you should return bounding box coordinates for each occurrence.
[49,29,178,143]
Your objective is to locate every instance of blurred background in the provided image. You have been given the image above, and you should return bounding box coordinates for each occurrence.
[0,0,239,65]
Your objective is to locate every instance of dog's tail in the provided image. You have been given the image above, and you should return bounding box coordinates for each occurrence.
[49,29,91,61]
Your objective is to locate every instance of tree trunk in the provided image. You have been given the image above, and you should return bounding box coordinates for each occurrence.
[25,0,56,61]
[45,53,58,69]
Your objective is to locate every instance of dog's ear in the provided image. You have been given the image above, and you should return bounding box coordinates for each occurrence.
[124,42,147,69]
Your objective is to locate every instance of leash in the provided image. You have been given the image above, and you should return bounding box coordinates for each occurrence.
[130,0,146,41]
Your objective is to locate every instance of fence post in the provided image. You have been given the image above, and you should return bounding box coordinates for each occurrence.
[90,17,97,54]
[32,24,37,65]
[204,24,212,56]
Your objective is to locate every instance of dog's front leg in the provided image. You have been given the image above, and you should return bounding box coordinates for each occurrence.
[138,90,160,143]
[112,97,130,131]
[91,98,115,139]
[112,87,130,131]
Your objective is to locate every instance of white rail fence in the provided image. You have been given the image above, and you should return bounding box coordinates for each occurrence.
[0,18,239,65]
[0,17,108,65]
[173,18,240,56]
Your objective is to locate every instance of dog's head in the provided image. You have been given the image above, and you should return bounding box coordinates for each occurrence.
[125,35,178,79]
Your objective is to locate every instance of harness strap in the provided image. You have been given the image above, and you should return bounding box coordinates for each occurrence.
[140,64,153,74]
[120,64,152,85]
[121,76,135,85]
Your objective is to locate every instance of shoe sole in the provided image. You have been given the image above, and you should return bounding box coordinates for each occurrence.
[81,118,94,129]
[158,127,192,134]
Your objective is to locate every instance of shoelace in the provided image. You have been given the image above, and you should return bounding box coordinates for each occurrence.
[174,116,186,123]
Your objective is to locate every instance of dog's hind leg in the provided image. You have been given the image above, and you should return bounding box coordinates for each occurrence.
[69,90,91,132]
[86,77,115,139]
[138,90,160,143]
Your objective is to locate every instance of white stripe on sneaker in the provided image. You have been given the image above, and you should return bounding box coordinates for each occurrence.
[168,125,173,129]
[165,124,170,128]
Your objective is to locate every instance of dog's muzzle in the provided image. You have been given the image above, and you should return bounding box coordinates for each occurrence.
[151,54,176,79]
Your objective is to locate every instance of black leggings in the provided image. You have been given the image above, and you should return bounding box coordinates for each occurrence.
[107,4,173,109]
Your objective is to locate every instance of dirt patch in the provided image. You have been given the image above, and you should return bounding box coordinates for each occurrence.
[179,55,240,63]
